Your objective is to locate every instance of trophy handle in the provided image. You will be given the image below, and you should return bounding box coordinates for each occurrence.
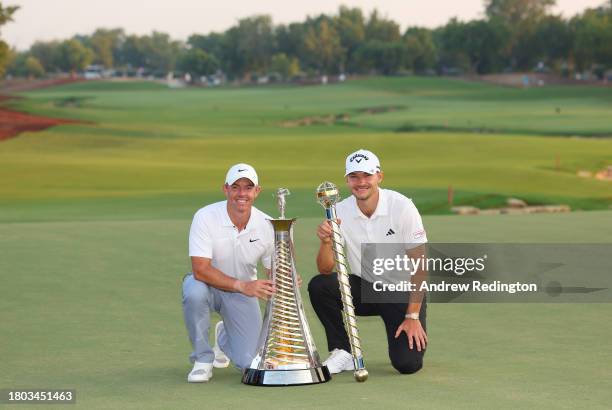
[317,181,368,382]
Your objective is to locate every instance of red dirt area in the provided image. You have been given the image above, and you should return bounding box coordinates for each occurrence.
[0,77,89,141]
[0,77,85,93]
[0,95,84,142]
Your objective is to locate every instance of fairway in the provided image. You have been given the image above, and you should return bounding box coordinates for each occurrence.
[1,77,611,220]
[1,77,611,408]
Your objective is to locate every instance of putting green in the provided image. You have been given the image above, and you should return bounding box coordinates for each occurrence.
[1,212,611,408]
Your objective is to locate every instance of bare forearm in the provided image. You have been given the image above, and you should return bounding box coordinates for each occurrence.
[193,266,241,292]
[408,278,426,314]
[316,241,336,274]
[407,246,427,313]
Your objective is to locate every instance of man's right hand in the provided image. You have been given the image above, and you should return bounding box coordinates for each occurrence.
[317,219,341,244]
[235,279,276,300]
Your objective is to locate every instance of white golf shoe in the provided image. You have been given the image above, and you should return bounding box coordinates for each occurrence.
[187,361,213,383]
[323,348,355,374]
[213,321,230,368]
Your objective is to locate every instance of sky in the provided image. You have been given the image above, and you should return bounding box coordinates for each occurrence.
[2,0,607,50]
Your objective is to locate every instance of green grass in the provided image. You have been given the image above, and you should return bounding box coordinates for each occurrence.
[11,76,612,137]
[1,77,611,408]
[1,213,611,409]
[1,130,610,219]
[1,76,610,219]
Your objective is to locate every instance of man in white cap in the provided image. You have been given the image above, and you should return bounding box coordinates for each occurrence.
[308,149,429,375]
[182,163,275,382]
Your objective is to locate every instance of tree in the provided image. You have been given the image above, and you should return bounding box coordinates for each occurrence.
[24,56,45,77]
[334,6,365,72]
[0,2,18,25]
[6,50,46,78]
[177,48,218,80]
[404,27,437,72]
[57,39,93,73]
[221,27,247,79]
[571,4,612,72]
[116,32,182,74]
[303,19,344,74]
[353,41,406,74]
[88,28,125,68]
[365,10,401,42]
[435,18,508,74]
[119,34,147,69]
[269,52,300,79]
[30,41,61,72]
[231,15,275,77]
[144,31,182,74]
[0,2,19,77]
[15,2,606,79]
[485,0,556,69]
[526,15,572,70]
[187,32,225,63]
[485,0,556,26]
[275,22,310,77]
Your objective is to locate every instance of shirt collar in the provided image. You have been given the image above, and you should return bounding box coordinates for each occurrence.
[354,188,388,219]
[222,202,234,227]
[222,201,254,232]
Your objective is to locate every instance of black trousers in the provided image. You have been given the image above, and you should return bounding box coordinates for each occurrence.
[308,273,427,374]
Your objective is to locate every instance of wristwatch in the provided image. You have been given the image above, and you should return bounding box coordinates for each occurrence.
[405,312,419,320]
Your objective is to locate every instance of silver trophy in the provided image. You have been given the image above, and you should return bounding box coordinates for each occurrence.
[242,188,331,386]
[316,181,368,382]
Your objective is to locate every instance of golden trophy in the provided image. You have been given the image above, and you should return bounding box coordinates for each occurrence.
[316,181,368,382]
[242,188,331,386]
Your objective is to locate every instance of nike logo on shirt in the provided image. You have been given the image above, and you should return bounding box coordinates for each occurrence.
[249,238,260,242]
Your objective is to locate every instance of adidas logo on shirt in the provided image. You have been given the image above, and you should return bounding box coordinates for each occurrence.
[386,228,395,236]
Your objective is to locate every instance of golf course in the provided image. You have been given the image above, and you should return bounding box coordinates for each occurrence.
[1,76,611,408]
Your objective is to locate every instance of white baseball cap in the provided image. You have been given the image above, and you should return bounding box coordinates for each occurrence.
[345,149,381,176]
[225,163,259,186]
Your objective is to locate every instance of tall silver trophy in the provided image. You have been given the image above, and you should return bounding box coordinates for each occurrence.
[316,182,368,382]
[242,188,331,386]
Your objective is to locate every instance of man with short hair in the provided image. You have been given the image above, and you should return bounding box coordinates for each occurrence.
[308,149,429,375]
[182,163,275,382]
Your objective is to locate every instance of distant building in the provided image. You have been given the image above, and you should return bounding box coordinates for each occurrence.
[84,65,103,80]
[83,65,115,79]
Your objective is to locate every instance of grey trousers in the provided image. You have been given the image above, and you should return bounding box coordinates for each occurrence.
[181,273,262,369]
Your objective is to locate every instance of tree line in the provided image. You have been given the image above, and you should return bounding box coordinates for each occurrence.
[2,0,612,81]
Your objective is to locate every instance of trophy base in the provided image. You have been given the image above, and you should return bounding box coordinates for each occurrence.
[242,366,331,386]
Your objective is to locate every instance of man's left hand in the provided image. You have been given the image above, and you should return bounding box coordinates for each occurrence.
[395,319,428,352]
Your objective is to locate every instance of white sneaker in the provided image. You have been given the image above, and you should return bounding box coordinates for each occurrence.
[213,321,230,368]
[187,361,213,383]
[323,349,355,374]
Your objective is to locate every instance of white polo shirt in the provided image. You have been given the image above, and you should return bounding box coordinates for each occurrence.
[335,188,427,278]
[189,201,274,281]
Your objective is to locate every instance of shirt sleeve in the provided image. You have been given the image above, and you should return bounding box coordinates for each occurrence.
[189,210,213,258]
[261,252,272,270]
[402,200,428,249]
